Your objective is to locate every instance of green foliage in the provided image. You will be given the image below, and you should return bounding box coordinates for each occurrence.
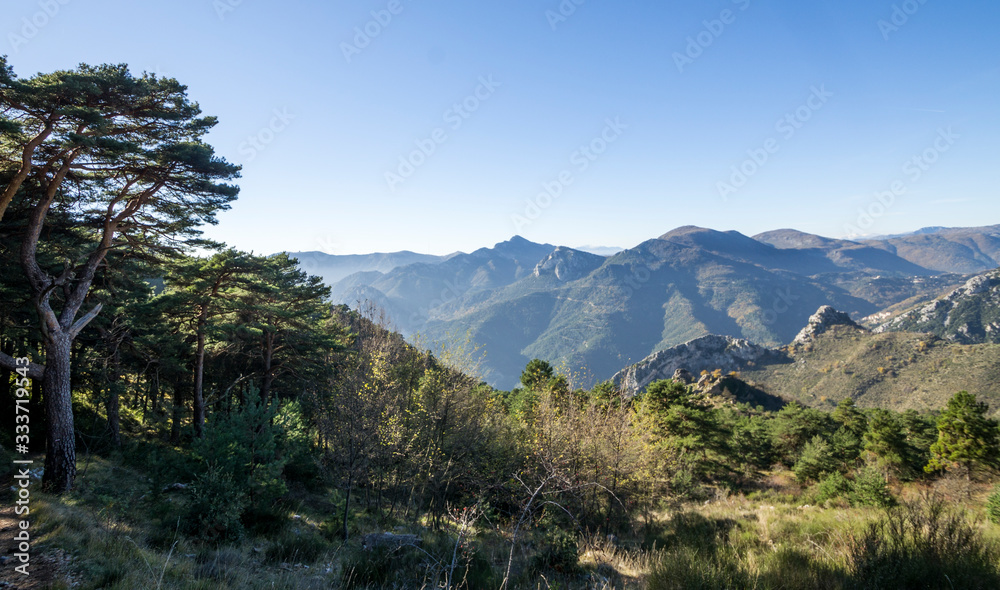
[864,409,909,477]
[529,528,579,575]
[926,391,1000,476]
[647,546,751,590]
[183,464,249,542]
[794,435,839,483]
[986,485,1000,525]
[848,498,1000,589]
[192,386,287,526]
[899,410,938,473]
[814,471,851,504]
[849,468,895,508]
[643,379,693,414]
[520,358,554,390]
[834,398,868,438]
[727,412,775,474]
[770,402,834,466]
[273,400,321,489]
[341,533,497,590]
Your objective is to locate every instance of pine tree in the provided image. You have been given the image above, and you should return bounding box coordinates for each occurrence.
[926,391,1000,477]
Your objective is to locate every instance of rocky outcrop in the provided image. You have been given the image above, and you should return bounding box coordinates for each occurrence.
[874,269,1000,343]
[532,247,605,282]
[612,335,788,395]
[794,306,865,344]
[672,368,694,384]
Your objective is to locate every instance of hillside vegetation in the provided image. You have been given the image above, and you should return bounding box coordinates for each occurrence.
[742,326,1000,413]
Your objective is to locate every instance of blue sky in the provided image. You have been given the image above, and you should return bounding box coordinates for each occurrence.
[6,0,999,255]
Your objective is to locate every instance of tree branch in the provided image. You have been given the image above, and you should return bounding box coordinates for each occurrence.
[0,351,45,380]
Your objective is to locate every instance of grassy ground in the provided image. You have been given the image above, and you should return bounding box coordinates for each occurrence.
[5,451,1000,589]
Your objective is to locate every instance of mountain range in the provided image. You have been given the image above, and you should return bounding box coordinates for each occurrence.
[292,224,1000,389]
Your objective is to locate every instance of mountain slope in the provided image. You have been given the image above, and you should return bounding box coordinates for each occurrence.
[752,228,936,276]
[615,308,1000,414]
[311,224,998,390]
[329,236,558,335]
[423,236,880,388]
[873,269,1000,343]
[861,225,1000,273]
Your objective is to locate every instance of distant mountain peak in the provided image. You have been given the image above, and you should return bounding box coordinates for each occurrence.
[658,225,717,240]
[532,247,604,282]
[753,229,852,250]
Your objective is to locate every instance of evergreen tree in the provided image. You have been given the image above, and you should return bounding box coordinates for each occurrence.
[864,409,909,478]
[926,391,1000,477]
[0,60,239,491]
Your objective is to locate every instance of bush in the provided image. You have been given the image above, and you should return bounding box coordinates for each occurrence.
[192,386,288,529]
[794,435,839,483]
[849,468,895,508]
[848,497,1000,589]
[529,528,579,575]
[986,485,1000,525]
[813,471,851,504]
[182,464,248,542]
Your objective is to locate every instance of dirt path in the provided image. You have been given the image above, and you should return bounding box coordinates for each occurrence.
[0,505,74,589]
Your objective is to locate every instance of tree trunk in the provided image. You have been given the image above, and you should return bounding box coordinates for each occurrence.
[42,336,76,493]
[106,384,121,448]
[260,332,275,402]
[105,347,121,448]
[171,374,184,444]
[193,327,206,438]
[342,477,353,541]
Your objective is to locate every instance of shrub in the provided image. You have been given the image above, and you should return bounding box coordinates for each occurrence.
[814,471,851,504]
[848,497,1000,589]
[529,528,579,575]
[987,485,1000,525]
[849,468,895,508]
[192,386,288,529]
[182,464,248,542]
[794,435,839,483]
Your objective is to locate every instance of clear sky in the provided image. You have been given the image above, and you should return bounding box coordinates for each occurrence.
[6,0,999,255]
